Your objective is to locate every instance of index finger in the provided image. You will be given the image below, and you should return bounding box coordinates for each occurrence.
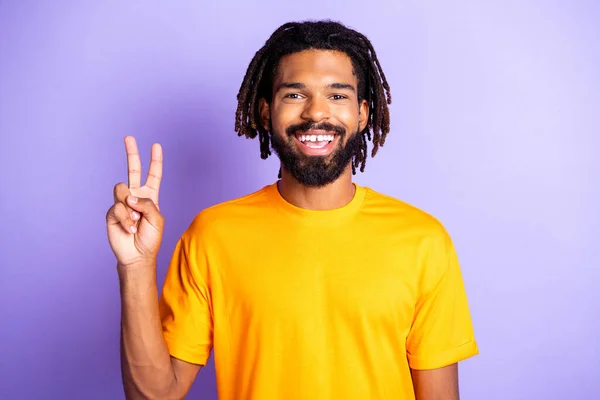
[145,143,163,193]
[124,136,142,189]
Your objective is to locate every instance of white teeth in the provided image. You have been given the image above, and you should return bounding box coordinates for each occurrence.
[298,134,335,143]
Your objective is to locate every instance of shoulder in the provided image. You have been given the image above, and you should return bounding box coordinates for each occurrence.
[361,186,450,239]
[360,186,460,291]
[182,184,271,239]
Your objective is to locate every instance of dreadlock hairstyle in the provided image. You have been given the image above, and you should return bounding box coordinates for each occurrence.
[234,20,392,174]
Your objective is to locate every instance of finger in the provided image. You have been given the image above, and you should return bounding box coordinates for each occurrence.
[113,183,141,221]
[108,202,138,234]
[113,182,130,204]
[124,136,142,189]
[145,143,163,193]
[126,195,163,228]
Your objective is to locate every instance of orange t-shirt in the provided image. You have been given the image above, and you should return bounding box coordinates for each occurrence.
[159,182,478,399]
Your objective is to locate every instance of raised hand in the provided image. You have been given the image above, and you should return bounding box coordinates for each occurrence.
[106,136,164,268]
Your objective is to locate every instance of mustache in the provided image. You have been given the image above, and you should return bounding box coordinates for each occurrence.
[285,121,346,137]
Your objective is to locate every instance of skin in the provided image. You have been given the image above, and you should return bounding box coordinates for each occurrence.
[106,138,200,399]
[260,49,368,210]
[106,49,460,399]
[412,364,460,400]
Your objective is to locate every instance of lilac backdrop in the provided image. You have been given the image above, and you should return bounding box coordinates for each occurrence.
[1,1,598,399]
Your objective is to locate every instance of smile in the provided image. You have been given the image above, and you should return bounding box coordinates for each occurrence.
[296,133,336,148]
[293,131,339,155]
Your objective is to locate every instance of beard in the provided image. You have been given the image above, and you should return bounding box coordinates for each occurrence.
[270,120,362,188]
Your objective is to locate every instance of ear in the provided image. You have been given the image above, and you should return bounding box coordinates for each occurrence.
[358,99,369,132]
[258,98,271,131]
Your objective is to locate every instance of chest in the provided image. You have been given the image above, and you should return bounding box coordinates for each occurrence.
[217,229,420,332]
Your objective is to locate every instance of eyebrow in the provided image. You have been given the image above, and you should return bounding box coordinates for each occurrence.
[275,82,356,93]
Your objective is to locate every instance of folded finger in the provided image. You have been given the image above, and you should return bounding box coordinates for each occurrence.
[112,201,138,233]
[113,182,131,203]
[126,195,163,229]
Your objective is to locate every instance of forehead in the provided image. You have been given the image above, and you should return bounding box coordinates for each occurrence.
[274,50,356,87]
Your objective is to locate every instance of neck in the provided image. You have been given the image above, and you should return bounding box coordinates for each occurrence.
[277,165,356,211]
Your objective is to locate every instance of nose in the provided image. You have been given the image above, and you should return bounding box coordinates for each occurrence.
[301,96,330,122]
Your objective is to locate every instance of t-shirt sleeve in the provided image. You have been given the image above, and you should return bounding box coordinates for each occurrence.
[406,229,479,370]
[158,226,214,366]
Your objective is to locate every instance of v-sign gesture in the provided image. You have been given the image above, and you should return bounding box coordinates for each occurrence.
[106,136,165,268]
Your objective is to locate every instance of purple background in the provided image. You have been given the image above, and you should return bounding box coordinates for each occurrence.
[1,1,598,399]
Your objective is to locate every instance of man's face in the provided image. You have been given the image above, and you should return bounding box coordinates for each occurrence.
[260,50,368,187]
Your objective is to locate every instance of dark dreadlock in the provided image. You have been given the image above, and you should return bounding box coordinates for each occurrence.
[234,20,392,174]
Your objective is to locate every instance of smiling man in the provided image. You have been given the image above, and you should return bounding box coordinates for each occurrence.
[107,20,478,400]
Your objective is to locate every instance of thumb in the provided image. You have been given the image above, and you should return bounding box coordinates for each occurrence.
[126,195,163,227]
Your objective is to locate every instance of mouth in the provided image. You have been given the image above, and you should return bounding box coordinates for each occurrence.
[293,130,339,155]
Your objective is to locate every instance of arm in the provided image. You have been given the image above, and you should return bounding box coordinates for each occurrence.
[406,229,478,399]
[107,137,202,399]
[120,264,201,400]
[411,364,459,400]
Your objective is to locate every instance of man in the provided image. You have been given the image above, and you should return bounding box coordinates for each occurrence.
[106,20,478,400]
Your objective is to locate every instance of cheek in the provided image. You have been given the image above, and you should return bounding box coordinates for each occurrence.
[334,106,361,146]
[269,104,297,133]
[333,104,360,127]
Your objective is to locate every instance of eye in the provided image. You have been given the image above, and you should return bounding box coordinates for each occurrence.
[284,93,302,99]
[331,94,348,100]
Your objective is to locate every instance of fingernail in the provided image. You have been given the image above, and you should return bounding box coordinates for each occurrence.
[131,211,139,220]
[128,196,138,204]
[130,225,137,234]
